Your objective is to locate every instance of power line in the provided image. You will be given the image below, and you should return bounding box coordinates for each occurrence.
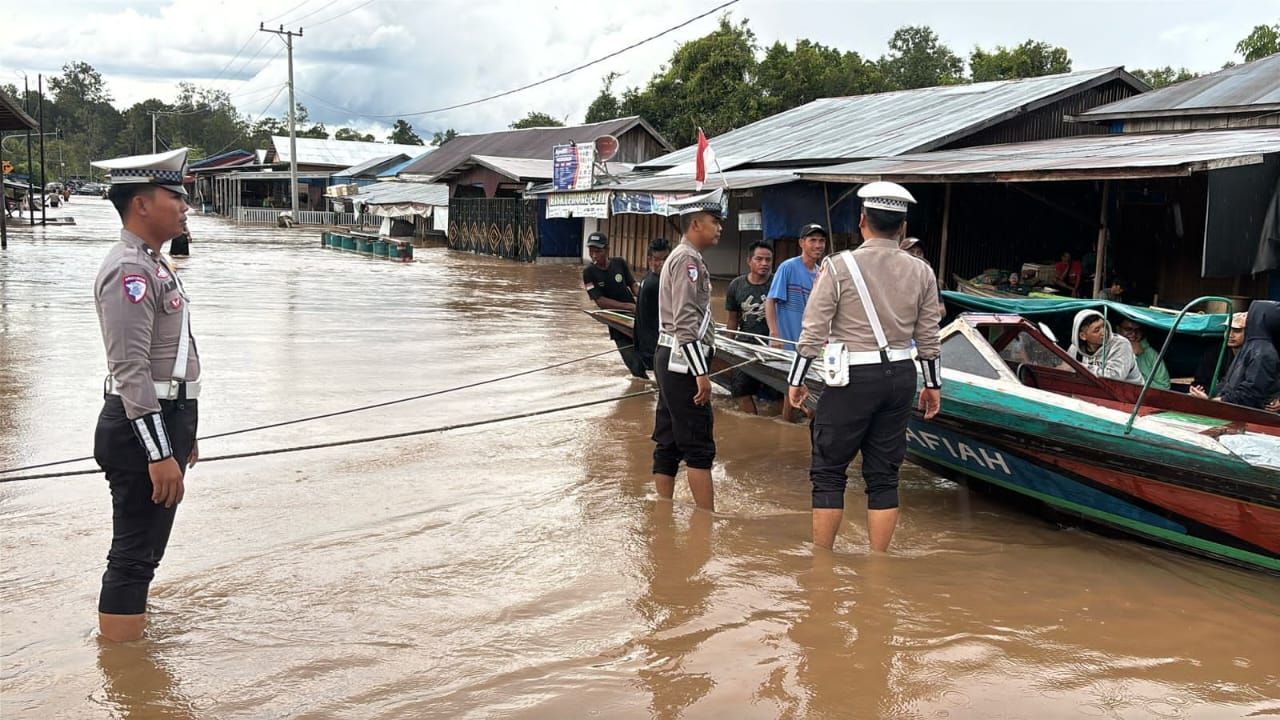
[294,0,740,119]
[261,0,316,25]
[305,0,379,29]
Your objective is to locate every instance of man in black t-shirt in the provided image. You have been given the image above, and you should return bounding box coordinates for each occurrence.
[633,238,671,372]
[725,241,776,413]
[583,232,648,378]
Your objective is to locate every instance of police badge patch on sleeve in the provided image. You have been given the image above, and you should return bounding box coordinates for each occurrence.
[122,274,149,304]
[686,263,698,282]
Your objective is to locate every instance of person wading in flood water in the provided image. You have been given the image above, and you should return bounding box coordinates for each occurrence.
[652,188,725,511]
[89,147,202,642]
[787,182,943,552]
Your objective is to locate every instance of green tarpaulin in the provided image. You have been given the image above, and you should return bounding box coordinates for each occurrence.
[942,292,1229,338]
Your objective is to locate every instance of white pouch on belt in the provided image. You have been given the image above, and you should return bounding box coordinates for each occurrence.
[821,342,850,386]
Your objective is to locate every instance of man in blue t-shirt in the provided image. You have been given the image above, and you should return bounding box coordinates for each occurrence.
[766,223,827,351]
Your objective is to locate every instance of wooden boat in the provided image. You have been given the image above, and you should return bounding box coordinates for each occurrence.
[952,273,1062,300]
[585,309,743,392]
[681,303,1280,574]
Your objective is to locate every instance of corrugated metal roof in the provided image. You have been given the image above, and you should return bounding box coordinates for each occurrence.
[1079,54,1280,120]
[640,67,1142,169]
[0,90,38,132]
[189,149,254,170]
[795,128,1280,183]
[397,116,671,177]
[355,181,448,206]
[378,149,433,178]
[271,137,429,168]
[332,153,411,178]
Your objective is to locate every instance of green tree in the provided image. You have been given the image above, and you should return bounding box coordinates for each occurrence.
[509,111,564,129]
[969,40,1072,81]
[620,16,761,147]
[297,122,329,140]
[388,119,424,145]
[1130,66,1198,89]
[335,127,375,142]
[1235,22,1280,62]
[48,61,122,180]
[879,26,964,89]
[756,39,884,116]
[430,128,458,146]
[584,72,623,123]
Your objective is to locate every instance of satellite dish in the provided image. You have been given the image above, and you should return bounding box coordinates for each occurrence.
[594,135,619,162]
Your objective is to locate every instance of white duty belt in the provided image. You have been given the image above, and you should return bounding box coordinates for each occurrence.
[839,251,911,366]
[658,307,714,350]
[106,254,198,401]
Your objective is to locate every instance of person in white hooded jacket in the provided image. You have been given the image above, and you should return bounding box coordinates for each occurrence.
[1067,309,1144,384]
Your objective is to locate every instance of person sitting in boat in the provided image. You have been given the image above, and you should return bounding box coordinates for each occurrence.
[1214,300,1280,412]
[1116,319,1170,390]
[1191,312,1247,399]
[1068,309,1143,384]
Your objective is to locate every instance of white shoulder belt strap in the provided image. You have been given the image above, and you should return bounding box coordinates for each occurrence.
[164,256,191,382]
[838,251,890,357]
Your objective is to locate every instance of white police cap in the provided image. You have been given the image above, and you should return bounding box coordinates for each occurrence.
[857,181,915,213]
[671,187,727,218]
[92,147,190,197]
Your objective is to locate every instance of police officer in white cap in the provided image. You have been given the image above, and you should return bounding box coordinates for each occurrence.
[786,181,943,552]
[652,187,724,511]
[90,147,201,642]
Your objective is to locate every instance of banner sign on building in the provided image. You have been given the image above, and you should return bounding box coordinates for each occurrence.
[610,191,694,216]
[546,190,611,219]
[552,144,596,191]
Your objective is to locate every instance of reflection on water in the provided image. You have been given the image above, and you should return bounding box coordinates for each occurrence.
[1,199,1278,719]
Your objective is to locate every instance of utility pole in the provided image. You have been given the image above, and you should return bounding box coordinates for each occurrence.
[260,23,303,217]
[24,75,34,226]
[38,74,46,226]
[151,111,157,154]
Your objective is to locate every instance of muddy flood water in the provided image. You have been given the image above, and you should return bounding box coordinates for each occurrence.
[1,199,1277,719]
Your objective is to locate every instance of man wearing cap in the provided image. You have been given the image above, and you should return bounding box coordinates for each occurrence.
[767,223,827,420]
[1191,311,1247,399]
[89,147,201,642]
[652,188,724,511]
[786,182,943,552]
[634,238,671,373]
[583,231,647,378]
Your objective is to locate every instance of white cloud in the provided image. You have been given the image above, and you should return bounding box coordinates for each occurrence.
[0,0,1270,140]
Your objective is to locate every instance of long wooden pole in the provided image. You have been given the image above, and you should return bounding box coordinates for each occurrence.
[938,183,952,285]
[823,183,834,251]
[1093,180,1110,299]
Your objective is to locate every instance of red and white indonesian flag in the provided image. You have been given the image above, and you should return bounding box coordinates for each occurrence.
[694,127,716,191]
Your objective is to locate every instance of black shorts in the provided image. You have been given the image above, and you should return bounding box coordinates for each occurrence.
[652,345,715,475]
[809,361,915,510]
[93,395,199,615]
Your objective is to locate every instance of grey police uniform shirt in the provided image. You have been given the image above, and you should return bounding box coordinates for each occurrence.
[658,238,714,374]
[95,229,201,420]
[795,237,943,361]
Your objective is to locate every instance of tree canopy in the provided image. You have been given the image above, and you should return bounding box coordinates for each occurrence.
[969,40,1072,82]
[509,112,565,129]
[388,119,425,145]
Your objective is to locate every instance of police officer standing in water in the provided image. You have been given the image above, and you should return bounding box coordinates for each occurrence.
[652,189,724,511]
[90,147,202,642]
[786,182,943,552]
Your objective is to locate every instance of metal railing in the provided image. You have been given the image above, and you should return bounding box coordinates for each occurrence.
[1123,295,1232,435]
[232,207,372,227]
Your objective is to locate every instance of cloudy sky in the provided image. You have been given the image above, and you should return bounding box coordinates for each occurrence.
[1,0,1273,141]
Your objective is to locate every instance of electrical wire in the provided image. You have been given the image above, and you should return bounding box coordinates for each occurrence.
[294,0,740,119]
[304,0,379,29]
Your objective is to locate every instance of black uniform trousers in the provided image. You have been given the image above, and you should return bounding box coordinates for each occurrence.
[810,360,915,510]
[610,327,649,378]
[652,346,716,475]
[94,395,198,615]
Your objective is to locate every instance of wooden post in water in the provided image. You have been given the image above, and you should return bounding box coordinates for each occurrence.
[938,184,952,286]
[1092,180,1110,299]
